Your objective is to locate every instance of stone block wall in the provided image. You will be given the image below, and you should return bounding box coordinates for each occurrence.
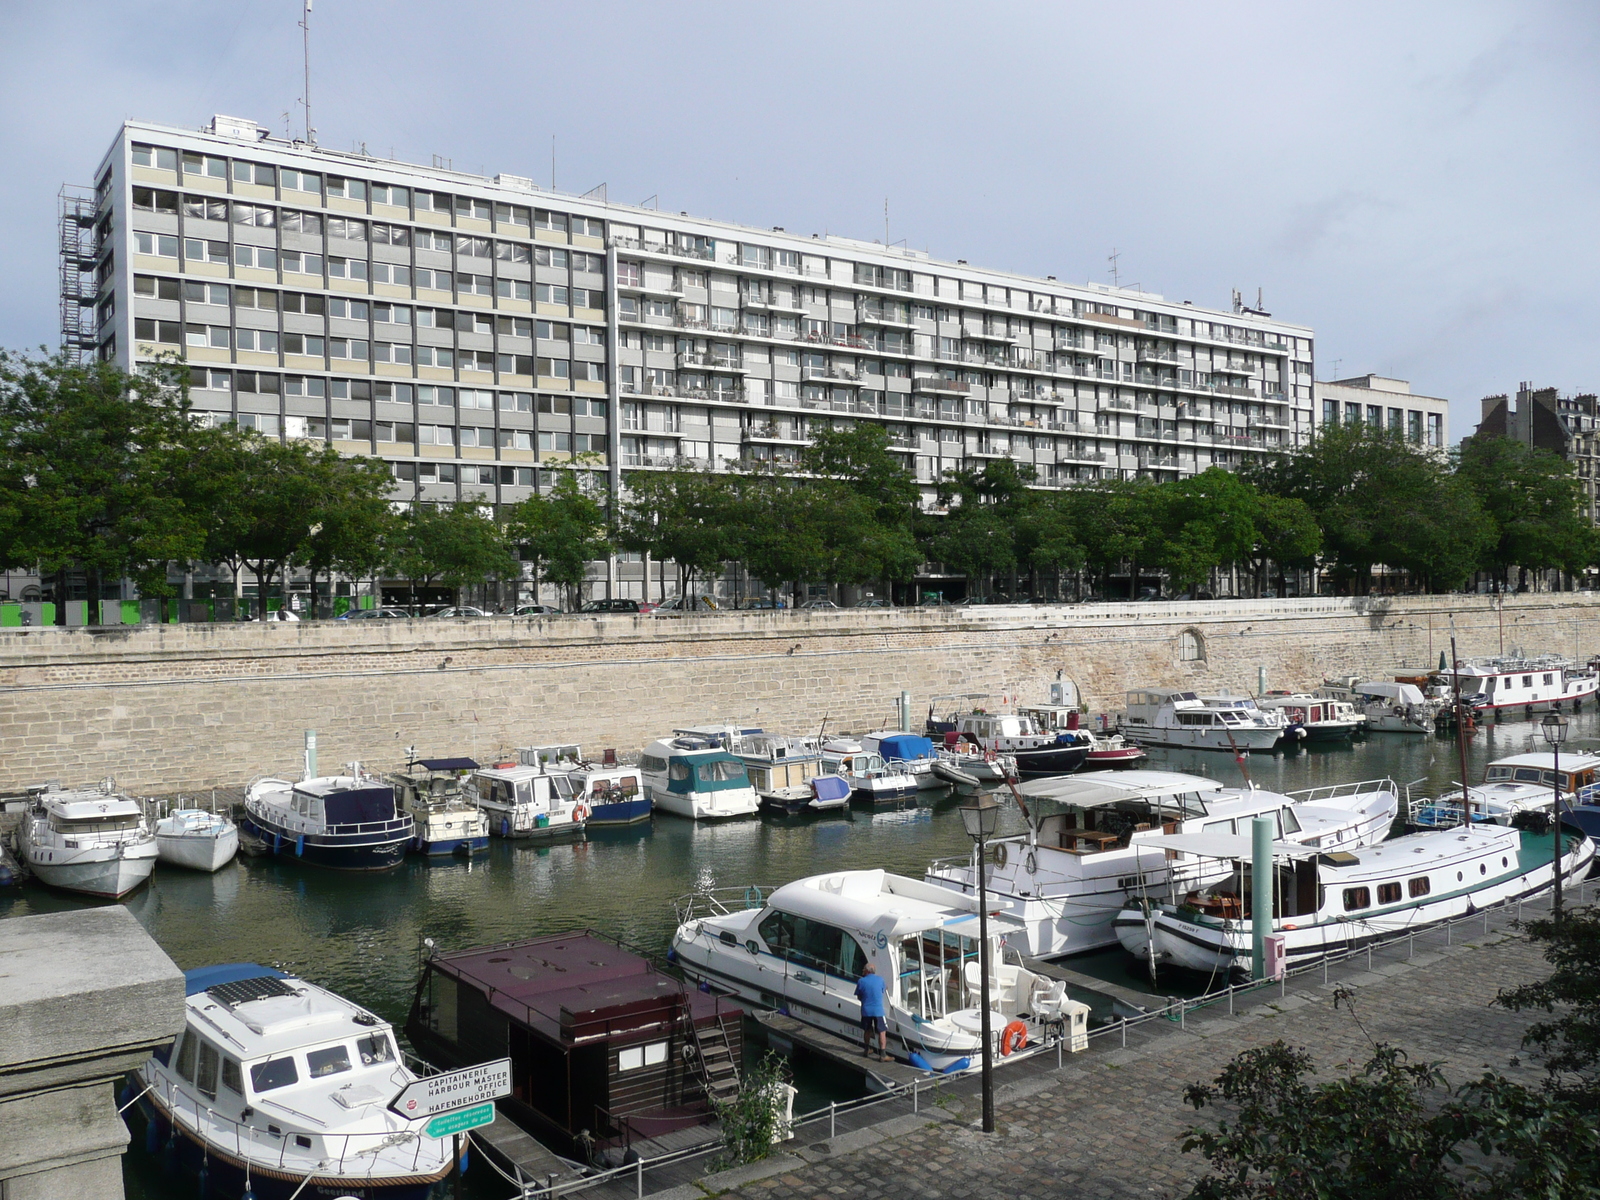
[0,595,1595,794]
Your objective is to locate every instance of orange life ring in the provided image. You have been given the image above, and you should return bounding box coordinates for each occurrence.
[1000,1020,1028,1056]
[573,803,591,822]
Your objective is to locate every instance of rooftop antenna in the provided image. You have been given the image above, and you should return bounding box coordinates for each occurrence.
[1108,248,1121,288]
[551,135,556,191]
[298,0,315,144]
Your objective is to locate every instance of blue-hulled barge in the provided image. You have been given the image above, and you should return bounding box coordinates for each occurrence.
[241,771,413,871]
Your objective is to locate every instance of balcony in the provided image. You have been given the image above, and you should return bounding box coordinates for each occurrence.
[857,305,916,327]
[968,327,1018,344]
[678,351,747,373]
[622,453,712,470]
[1137,346,1177,365]
[743,425,811,445]
[611,235,714,263]
[1211,362,1253,376]
[801,365,860,384]
[912,376,971,396]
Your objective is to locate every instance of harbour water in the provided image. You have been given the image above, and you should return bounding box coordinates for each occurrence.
[4,710,1591,1199]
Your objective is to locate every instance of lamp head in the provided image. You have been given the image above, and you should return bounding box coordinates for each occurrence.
[1541,712,1569,747]
[960,797,1002,840]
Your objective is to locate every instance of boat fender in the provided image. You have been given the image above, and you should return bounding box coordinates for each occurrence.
[698,980,711,993]
[666,948,678,963]
[144,1115,162,1155]
[573,803,590,823]
[996,842,1008,868]
[941,1056,971,1074]
[1000,1020,1029,1056]
[458,1145,469,1176]
[197,1161,210,1200]
[294,835,304,857]
[241,1186,255,1200]
[909,1050,935,1071]
[500,818,510,837]
[1026,850,1038,875]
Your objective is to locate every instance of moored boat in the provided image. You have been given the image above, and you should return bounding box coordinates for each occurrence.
[923,770,1400,959]
[241,769,413,871]
[821,739,918,802]
[385,757,490,856]
[927,700,1090,775]
[1439,654,1599,715]
[1020,704,1145,767]
[133,963,454,1200]
[640,734,760,820]
[1119,689,1287,752]
[154,808,240,872]
[1114,821,1594,978]
[1257,693,1364,742]
[758,773,853,815]
[1410,750,1600,829]
[17,783,159,899]
[467,763,587,838]
[860,731,943,790]
[518,744,654,825]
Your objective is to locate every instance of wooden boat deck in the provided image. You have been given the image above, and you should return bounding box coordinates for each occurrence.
[1023,956,1155,1016]
[753,1010,933,1091]
[473,1113,575,1191]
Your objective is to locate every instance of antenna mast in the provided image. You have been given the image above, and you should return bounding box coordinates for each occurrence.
[299,0,315,143]
[1108,248,1121,288]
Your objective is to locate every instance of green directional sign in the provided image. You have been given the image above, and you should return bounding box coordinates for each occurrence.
[425,1102,495,1139]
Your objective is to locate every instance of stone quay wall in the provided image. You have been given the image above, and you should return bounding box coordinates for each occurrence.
[1,594,1597,794]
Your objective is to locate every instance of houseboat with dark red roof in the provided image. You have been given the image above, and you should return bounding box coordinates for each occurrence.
[405,932,741,1162]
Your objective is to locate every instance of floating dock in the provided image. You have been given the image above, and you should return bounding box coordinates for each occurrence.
[1023,956,1155,1018]
[472,1113,575,1191]
[754,1010,932,1091]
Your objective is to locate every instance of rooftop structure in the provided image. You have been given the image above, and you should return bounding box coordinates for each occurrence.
[1313,374,1448,450]
[1475,384,1600,521]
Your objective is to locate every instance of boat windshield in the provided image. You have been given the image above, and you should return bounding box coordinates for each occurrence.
[899,929,981,1020]
[51,814,140,833]
[697,760,747,784]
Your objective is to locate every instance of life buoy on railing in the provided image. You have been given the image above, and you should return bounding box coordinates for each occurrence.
[1000,1020,1029,1056]
[573,803,590,823]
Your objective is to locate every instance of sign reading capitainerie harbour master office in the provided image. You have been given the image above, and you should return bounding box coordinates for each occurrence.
[389,1058,511,1119]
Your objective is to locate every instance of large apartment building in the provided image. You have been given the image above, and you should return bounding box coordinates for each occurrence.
[64,116,1317,596]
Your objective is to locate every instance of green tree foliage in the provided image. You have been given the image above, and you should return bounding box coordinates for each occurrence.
[1456,436,1595,588]
[504,468,613,608]
[1143,467,1261,594]
[1250,493,1323,597]
[614,465,738,605]
[1496,905,1600,1105]
[709,1051,793,1170]
[0,352,209,598]
[1181,1040,1600,1200]
[384,502,517,609]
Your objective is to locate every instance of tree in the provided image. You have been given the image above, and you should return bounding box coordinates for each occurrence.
[1250,493,1322,598]
[385,502,517,610]
[1143,468,1261,595]
[613,465,737,606]
[296,453,399,611]
[800,423,922,601]
[1062,479,1156,599]
[1457,436,1594,590]
[1181,1040,1600,1200]
[1496,905,1600,1105]
[504,468,613,609]
[0,352,210,602]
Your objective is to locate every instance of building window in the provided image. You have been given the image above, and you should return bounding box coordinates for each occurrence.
[1322,399,1336,426]
[1344,402,1360,426]
[1427,413,1442,448]
[1407,411,1423,443]
[1179,629,1205,662]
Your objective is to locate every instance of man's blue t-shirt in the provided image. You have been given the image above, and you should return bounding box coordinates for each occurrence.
[855,972,887,1017]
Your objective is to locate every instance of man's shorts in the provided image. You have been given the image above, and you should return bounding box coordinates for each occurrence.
[861,1014,887,1033]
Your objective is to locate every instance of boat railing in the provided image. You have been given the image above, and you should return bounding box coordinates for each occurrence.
[324,817,414,835]
[142,1069,441,1180]
[672,885,778,925]
[1282,777,1400,806]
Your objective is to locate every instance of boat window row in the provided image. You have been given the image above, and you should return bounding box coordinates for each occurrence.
[1485,765,1592,790]
[618,1042,668,1072]
[172,1026,395,1100]
[51,814,142,833]
[757,909,869,981]
[639,754,669,773]
[668,759,748,784]
[900,929,979,1019]
[1343,876,1431,911]
[1200,807,1301,837]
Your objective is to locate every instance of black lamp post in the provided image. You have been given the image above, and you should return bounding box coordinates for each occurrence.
[960,796,1001,1134]
[1541,711,1569,924]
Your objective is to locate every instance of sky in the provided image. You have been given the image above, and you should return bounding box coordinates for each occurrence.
[1,0,1595,443]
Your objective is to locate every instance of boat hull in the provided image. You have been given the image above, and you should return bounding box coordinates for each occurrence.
[238,814,409,871]
[650,787,761,820]
[1121,726,1284,752]
[849,779,919,803]
[155,827,239,872]
[416,834,490,856]
[1012,743,1090,775]
[26,847,157,899]
[586,796,654,825]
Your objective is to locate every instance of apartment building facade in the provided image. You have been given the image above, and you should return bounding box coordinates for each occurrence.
[1312,375,1449,450]
[65,116,1317,597]
[1476,385,1600,522]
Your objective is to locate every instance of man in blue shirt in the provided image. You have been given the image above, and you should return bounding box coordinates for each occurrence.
[855,962,889,1061]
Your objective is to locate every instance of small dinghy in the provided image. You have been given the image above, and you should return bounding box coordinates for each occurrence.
[759,773,853,815]
[154,808,240,872]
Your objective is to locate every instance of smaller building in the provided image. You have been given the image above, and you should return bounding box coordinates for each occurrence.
[1475,385,1600,522]
[1313,375,1448,450]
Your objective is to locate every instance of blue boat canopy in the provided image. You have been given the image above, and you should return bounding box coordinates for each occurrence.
[878,734,934,762]
[812,775,851,802]
[418,757,479,772]
[183,962,289,996]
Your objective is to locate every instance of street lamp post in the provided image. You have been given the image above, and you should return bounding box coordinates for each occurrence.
[1541,711,1569,924]
[960,796,1001,1134]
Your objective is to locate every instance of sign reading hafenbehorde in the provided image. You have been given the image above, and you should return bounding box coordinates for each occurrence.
[389,1059,511,1119]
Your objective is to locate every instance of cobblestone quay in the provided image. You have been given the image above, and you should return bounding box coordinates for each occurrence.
[698,915,1566,1200]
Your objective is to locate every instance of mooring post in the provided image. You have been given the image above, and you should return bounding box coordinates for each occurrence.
[1121,1018,1127,1048]
[913,1079,919,1113]
[829,1101,836,1139]
[636,1157,643,1199]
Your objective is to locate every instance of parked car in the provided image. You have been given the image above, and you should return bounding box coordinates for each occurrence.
[253,609,301,622]
[338,607,411,620]
[854,599,888,608]
[514,603,563,617]
[576,599,650,615]
[737,598,786,610]
[800,599,839,610]
[427,605,491,618]
[653,595,718,612]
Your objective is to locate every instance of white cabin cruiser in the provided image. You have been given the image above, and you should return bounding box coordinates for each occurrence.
[678,724,826,796]
[1332,680,1441,734]
[1256,693,1364,742]
[1120,690,1287,752]
[154,808,240,872]
[640,734,760,819]
[1020,705,1147,767]
[1440,654,1599,715]
[517,744,654,825]
[467,764,586,837]
[927,704,1090,775]
[821,739,918,802]
[385,757,490,856]
[133,963,454,1199]
[17,783,159,899]
[860,731,943,789]
[923,770,1400,958]
[671,870,1088,1071]
[1412,751,1600,828]
[1115,822,1594,978]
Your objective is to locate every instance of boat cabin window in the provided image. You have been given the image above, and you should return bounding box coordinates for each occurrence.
[1342,887,1371,912]
[514,780,534,807]
[757,910,867,981]
[618,1042,668,1072]
[174,1030,199,1082]
[669,761,692,781]
[640,754,668,773]
[1511,768,1543,783]
[591,775,639,798]
[52,814,140,834]
[357,1033,394,1065]
[1377,882,1402,904]
[1523,676,1533,687]
[1409,877,1431,897]
[550,773,573,798]
[250,1055,299,1093]
[221,1056,244,1096]
[1202,819,1235,835]
[1177,712,1214,726]
[1486,766,1512,781]
[698,760,746,783]
[899,929,979,1019]
[1278,808,1302,835]
[307,1045,352,1078]
[196,1040,220,1099]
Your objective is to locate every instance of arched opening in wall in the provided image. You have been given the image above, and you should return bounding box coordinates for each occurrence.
[1179,629,1206,663]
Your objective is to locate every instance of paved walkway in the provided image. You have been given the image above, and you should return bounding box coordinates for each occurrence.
[691,927,1556,1200]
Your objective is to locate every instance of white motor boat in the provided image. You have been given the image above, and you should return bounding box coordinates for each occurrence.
[133,963,454,1199]
[154,808,240,872]
[1256,693,1364,742]
[923,770,1400,959]
[1411,750,1600,828]
[860,731,943,790]
[1330,680,1441,733]
[1440,654,1599,715]
[821,739,918,802]
[517,744,654,825]
[671,869,1089,1071]
[678,724,827,797]
[639,734,760,819]
[927,702,1090,775]
[17,783,159,899]
[1119,689,1288,752]
[1115,821,1594,978]
[1020,705,1146,767]
[467,764,587,837]
[384,757,490,856]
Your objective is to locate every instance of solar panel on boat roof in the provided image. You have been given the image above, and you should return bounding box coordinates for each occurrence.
[206,976,300,1006]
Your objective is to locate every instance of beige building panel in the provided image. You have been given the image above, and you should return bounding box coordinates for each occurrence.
[417,366,456,383]
[575,380,605,395]
[417,286,453,303]
[235,267,277,286]
[497,298,532,314]
[536,303,568,319]
[235,351,279,369]
[417,210,451,227]
[535,229,568,245]
[460,446,494,460]
[372,203,409,221]
[374,283,412,300]
[182,175,227,194]
[330,277,370,295]
[131,166,179,186]
[499,372,533,388]
[375,362,413,378]
[500,449,536,462]
[332,439,372,455]
[233,183,276,203]
[185,346,230,364]
[458,294,492,309]
[572,235,604,251]
[283,354,325,372]
[179,259,228,278]
[327,197,366,215]
[457,217,492,235]
[419,444,454,457]
[537,376,570,391]
[573,306,604,323]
